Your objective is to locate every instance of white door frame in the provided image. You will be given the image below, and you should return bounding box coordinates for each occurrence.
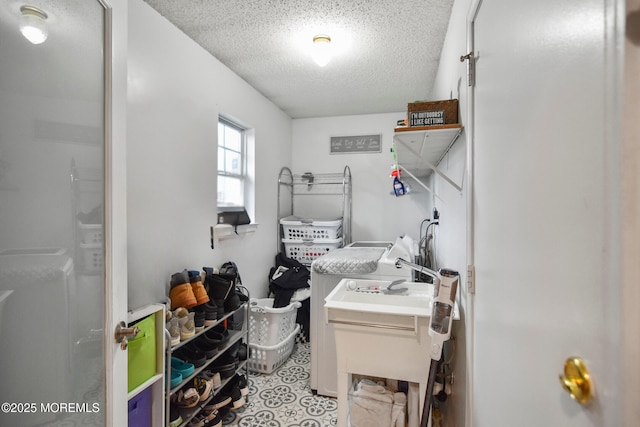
[104,0,128,425]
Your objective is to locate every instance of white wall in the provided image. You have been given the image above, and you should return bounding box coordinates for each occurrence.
[292,113,435,244]
[426,0,472,425]
[126,0,292,309]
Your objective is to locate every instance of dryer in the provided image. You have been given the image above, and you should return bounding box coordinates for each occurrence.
[310,238,414,397]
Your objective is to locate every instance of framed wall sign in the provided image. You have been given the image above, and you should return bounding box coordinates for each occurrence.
[330,134,382,154]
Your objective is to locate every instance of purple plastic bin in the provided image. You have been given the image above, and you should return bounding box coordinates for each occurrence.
[128,386,152,427]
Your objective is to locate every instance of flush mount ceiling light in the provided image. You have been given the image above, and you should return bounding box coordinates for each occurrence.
[19,5,48,45]
[311,34,332,67]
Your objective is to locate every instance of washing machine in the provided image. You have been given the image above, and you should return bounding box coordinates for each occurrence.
[0,248,76,426]
[310,238,415,397]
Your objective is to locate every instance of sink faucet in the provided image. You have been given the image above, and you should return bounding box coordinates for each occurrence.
[394,257,441,286]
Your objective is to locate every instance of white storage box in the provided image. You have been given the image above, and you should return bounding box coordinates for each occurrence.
[78,222,103,244]
[283,238,342,265]
[249,298,302,346]
[280,216,342,240]
[80,242,103,272]
[248,324,300,374]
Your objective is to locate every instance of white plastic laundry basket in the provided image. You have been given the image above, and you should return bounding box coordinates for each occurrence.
[248,324,300,374]
[280,216,342,240]
[249,298,301,346]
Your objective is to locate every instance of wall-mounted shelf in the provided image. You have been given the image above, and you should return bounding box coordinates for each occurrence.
[393,124,464,196]
[214,223,258,241]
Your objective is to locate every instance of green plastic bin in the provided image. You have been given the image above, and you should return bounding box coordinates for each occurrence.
[128,314,156,392]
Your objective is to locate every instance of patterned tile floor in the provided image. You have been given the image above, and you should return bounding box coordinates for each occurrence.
[223,341,338,427]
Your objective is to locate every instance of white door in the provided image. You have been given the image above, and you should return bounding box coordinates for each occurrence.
[469,0,621,425]
[0,1,128,425]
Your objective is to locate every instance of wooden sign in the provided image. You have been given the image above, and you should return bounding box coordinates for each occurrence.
[330,134,381,154]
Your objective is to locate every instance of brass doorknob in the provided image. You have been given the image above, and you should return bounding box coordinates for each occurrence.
[559,357,593,405]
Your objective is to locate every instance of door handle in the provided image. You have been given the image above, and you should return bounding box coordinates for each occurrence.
[114,321,139,350]
[559,357,593,405]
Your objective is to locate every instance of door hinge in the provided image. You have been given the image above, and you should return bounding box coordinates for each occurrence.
[467,264,475,294]
[460,51,475,87]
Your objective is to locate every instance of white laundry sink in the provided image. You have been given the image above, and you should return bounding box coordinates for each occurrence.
[326,277,460,427]
[324,278,434,318]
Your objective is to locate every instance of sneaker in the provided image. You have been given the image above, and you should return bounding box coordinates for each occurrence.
[170,270,197,310]
[192,305,206,332]
[175,307,196,341]
[169,402,183,427]
[188,270,210,305]
[166,317,180,346]
[203,301,218,326]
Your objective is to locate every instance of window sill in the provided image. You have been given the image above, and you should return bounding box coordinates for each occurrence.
[214,223,258,241]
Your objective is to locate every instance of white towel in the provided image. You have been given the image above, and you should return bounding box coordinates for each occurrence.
[350,380,395,427]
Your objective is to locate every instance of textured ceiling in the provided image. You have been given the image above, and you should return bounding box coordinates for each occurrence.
[143,0,454,119]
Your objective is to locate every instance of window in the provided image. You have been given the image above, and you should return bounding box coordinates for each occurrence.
[218,118,246,208]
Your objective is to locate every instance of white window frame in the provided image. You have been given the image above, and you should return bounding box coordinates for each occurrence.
[217,117,247,209]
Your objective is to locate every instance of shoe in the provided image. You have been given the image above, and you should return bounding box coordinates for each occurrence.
[237,342,247,361]
[203,272,233,317]
[234,373,249,397]
[192,305,206,332]
[166,317,180,346]
[200,370,222,390]
[175,344,207,368]
[171,357,195,377]
[203,301,218,326]
[187,415,206,427]
[224,292,241,313]
[193,337,218,359]
[169,403,183,427]
[192,375,214,402]
[170,370,183,389]
[170,270,198,310]
[225,381,246,410]
[209,359,236,379]
[203,328,229,350]
[189,270,210,305]
[175,387,199,408]
[175,307,196,341]
[201,406,222,427]
[204,394,232,411]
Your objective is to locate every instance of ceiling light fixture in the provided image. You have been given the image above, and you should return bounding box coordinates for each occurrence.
[19,5,48,45]
[311,34,332,67]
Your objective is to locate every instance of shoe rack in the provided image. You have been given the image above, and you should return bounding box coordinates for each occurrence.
[166,296,250,426]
